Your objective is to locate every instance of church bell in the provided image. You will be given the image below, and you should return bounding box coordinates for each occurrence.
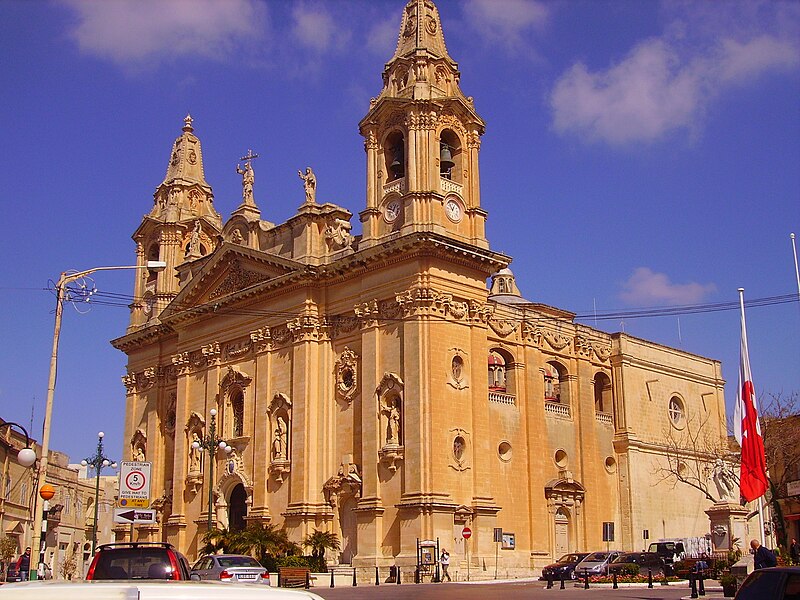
[390,145,405,178]
[440,143,455,174]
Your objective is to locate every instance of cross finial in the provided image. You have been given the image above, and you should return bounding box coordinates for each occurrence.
[240,149,259,163]
[183,114,194,132]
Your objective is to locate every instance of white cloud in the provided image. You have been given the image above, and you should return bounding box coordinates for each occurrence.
[619,267,716,306]
[290,3,348,54]
[366,15,398,58]
[463,0,549,51]
[62,0,264,67]
[550,7,799,145]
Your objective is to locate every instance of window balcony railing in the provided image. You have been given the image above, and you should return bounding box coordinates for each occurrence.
[488,391,516,405]
[383,177,405,195]
[595,412,613,425]
[544,401,571,419]
[440,177,463,195]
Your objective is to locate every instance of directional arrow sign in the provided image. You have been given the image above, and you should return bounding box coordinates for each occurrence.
[113,508,157,524]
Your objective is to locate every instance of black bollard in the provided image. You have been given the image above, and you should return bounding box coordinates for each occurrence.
[397,567,401,585]
[560,573,565,589]
[305,571,310,589]
[698,572,705,596]
[353,568,357,587]
[612,571,618,589]
[647,569,653,589]
[375,566,379,586]
[584,570,589,589]
[546,572,553,589]
[690,573,698,598]
[330,569,335,588]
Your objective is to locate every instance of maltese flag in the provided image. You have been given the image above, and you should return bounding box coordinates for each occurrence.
[733,291,769,503]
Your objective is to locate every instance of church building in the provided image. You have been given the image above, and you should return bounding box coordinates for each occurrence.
[113,0,728,579]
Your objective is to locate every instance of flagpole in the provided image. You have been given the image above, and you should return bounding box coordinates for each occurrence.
[791,233,800,302]
[738,288,767,547]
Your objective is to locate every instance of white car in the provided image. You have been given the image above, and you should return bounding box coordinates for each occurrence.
[0,580,325,600]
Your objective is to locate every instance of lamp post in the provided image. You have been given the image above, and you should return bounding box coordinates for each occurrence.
[32,261,165,570]
[191,409,232,531]
[81,432,117,554]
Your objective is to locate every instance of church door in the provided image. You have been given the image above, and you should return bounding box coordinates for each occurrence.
[554,508,569,557]
[228,484,247,532]
[339,497,358,564]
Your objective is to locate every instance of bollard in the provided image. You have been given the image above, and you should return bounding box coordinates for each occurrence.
[690,573,698,598]
[647,569,653,589]
[546,572,553,589]
[559,573,565,589]
[375,566,379,586]
[352,567,357,587]
[397,567,401,585]
[612,571,618,589]
[305,571,310,589]
[698,572,705,596]
[330,569,335,588]
[583,570,589,589]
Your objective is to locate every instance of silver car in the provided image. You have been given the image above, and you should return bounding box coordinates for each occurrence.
[190,555,270,584]
[576,551,622,576]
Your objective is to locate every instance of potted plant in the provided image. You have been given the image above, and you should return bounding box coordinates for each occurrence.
[720,573,738,597]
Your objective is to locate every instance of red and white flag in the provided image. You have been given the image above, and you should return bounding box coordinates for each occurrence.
[733,292,769,503]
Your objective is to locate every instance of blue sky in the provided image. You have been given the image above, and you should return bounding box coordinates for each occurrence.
[1,0,798,465]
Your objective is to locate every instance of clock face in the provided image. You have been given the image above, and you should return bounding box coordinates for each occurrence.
[385,199,402,222]
[445,198,463,222]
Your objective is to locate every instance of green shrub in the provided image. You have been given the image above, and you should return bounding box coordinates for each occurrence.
[619,564,640,576]
[277,555,312,569]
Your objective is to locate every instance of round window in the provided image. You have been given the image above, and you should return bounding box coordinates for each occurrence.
[604,456,617,474]
[554,449,568,468]
[668,396,686,429]
[498,441,512,462]
[453,436,466,461]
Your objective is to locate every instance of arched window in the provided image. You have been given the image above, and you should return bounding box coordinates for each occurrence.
[594,372,612,413]
[439,129,462,182]
[543,361,569,404]
[231,389,244,438]
[146,244,160,284]
[488,351,506,392]
[384,131,405,181]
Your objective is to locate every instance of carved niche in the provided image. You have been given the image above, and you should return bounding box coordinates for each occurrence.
[447,348,469,390]
[267,393,292,482]
[130,429,147,462]
[335,347,359,405]
[184,412,206,493]
[376,373,404,472]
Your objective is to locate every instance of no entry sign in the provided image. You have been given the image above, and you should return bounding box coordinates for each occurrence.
[462,526,472,539]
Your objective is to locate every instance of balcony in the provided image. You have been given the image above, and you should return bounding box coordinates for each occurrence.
[595,412,613,425]
[544,401,571,419]
[488,391,516,406]
[383,177,405,196]
[440,177,463,195]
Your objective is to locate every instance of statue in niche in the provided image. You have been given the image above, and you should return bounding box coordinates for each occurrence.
[189,432,201,473]
[298,167,316,204]
[236,159,255,205]
[134,446,145,462]
[272,416,288,460]
[712,458,737,501]
[384,399,401,446]
[189,221,202,255]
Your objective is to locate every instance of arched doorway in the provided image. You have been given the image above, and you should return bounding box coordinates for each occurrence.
[228,484,247,532]
[554,508,570,557]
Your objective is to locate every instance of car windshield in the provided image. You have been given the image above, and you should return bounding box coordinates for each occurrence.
[558,554,584,563]
[613,553,639,563]
[217,557,262,568]
[91,548,173,579]
[583,552,610,561]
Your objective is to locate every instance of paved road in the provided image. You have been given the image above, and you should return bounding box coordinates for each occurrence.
[308,580,719,600]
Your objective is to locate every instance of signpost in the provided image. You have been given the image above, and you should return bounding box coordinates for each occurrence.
[113,508,157,524]
[119,461,152,508]
[462,527,472,581]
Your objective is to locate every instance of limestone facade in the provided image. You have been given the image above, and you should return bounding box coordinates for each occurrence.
[112,0,728,579]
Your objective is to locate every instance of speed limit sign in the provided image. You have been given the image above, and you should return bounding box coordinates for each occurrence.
[119,461,152,508]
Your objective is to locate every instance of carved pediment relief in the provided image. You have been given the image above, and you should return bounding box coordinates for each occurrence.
[208,259,275,301]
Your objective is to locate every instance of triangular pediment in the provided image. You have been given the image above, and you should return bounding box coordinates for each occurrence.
[163,244,303,319]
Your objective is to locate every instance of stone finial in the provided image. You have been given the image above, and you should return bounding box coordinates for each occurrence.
[183,113,194,133]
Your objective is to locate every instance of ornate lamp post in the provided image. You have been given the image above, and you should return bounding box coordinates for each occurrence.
[0,421,37,468]
[33,261,166,572]
[81,432,117,554]
[191,409,232,531]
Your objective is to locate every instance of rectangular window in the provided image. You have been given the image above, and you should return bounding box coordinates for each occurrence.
[4,475,10,500]
[20,482,28,505]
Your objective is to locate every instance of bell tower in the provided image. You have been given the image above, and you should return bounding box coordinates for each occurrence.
[359,0,488,249]
[127,115,223,331]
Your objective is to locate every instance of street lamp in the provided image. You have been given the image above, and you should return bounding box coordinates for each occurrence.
[0,421,37,468]
[32,261,165,569]
[81,432,117,554]
[191,409,232,531]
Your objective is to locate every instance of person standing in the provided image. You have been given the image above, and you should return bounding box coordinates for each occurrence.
[790,538,800,564]
[440,548,451,582]
[751,539,777,569]
[16,547,31,581]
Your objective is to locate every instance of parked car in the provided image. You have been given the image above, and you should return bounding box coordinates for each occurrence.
[540,553,591,580]
[647,540,686,568]
[608,552,666,577]
[0,580,326,599]
[190,554,270,584]
[86,542,192,580]
[575,551,622,576]
[735,566,800,600]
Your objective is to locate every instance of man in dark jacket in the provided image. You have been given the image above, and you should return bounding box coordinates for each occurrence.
[15,547,31,581]
[750,539,777,569]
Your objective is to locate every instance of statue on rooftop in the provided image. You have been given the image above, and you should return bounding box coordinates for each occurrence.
[298,166,316,204]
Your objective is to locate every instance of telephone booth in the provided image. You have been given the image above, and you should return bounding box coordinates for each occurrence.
[416,538,440,583]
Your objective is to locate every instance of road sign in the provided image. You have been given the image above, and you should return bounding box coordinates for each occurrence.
[462,526,472,539]
[113,508,157,524]
[119,461,152,508]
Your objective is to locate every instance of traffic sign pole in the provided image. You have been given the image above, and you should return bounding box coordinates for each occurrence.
[462,527,472,582]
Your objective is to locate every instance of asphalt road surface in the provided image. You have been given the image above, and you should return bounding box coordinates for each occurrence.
[310,580,709,600]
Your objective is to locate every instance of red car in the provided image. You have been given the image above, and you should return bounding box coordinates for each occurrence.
[86,542,191,580]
